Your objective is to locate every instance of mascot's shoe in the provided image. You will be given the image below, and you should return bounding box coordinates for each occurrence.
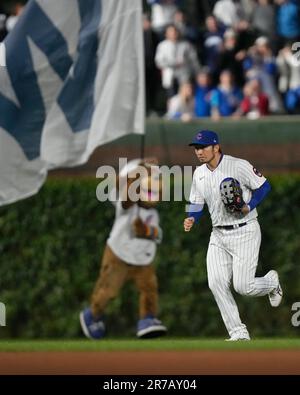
[266,270,283,307]
[79,307,105,339]
[136,315,167,339]
[226,330,250,341]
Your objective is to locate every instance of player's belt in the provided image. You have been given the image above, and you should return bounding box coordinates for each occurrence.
[216,222,247,230]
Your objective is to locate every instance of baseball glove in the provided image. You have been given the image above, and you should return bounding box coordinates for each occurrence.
[220,178,245,213]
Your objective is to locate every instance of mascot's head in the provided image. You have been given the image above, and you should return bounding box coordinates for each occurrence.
[118,158,162,209]
[139,161,161,208]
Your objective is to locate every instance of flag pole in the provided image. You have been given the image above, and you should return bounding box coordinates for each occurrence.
[140,132,145,160]
[137,132,145,220]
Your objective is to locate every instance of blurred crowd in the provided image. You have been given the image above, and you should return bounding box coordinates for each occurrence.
[0,1,24,41]
[1,1,300,120]
[145,0,300,120]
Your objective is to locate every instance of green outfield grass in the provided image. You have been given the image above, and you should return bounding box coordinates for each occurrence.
[0,339,299,352]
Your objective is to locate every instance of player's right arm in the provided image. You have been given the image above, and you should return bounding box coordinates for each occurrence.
[184,169,205,232]
[184,203,204,232]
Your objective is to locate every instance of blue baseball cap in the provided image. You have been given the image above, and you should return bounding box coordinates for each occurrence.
[189,130,219,147]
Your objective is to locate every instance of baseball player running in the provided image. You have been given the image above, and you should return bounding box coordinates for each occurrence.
[184,129,283,341]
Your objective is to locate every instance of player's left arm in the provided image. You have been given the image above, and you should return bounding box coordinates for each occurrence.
[246,180,271,210]
[238,161,271,214]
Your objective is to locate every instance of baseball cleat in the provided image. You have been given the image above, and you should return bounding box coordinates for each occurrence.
[225,336,250,342]
[267,270,283,307]
[79,307,105,339]
[226,330,250,341]
[136,315,167,339]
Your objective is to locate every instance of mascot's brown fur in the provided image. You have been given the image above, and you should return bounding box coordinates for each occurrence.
[80,158,166,339]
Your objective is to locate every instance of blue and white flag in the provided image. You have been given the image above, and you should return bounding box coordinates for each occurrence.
[0,0,144,206]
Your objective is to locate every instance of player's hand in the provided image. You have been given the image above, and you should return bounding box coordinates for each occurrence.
[184,217,195,232]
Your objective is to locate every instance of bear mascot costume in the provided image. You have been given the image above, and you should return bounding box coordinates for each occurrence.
[80,158,167,339]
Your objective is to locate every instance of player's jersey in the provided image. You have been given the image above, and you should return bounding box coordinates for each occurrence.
[107,200,161,266]
[189,154,267,227]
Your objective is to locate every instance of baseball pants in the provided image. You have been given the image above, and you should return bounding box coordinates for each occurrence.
[91,244,158,319]
[206,219,277,337]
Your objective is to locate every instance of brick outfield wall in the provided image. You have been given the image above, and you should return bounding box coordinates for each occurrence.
[50,117,300,176]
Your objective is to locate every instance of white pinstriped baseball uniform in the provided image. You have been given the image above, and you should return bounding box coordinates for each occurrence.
[189,154,278,337]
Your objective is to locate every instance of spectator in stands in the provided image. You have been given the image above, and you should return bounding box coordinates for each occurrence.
[6,1,24,33]
[155,24,200,98]
[173,9,199,44]
[210,69,243,119]
[166,81,195,121]
[213,0,254,51]
[143,14,160,116]
[202,15,224,77]
[239,0,256,22]
[194,68,213,117]
[251,0,276,41]
[275,0,300,49]
[0,9,7,42]
[243,36,284,113]
[213,0,244,27]
[277,44,300,113]
[238,78,269,118]
[147,0,180,40]
[218,28,245,87]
